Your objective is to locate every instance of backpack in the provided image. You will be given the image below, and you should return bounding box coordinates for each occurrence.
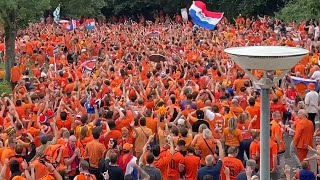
[42,144,67,172]
[43,144,62,163]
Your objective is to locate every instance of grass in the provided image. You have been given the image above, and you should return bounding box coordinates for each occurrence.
[0,81,12,95]
[0,62,12,95]
[0,57,48,95]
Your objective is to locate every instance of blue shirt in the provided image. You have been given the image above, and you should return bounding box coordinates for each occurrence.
[197,160,222,180]
[180,100,197,110]
[236,172,259,180]
[299,169,316,180]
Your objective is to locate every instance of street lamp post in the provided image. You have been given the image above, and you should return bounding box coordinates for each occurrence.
[224,46,309,180]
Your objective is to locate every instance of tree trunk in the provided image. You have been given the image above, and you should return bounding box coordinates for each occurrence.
[4,16,17,82]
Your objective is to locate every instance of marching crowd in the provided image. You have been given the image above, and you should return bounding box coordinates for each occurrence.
[0,14,320,180]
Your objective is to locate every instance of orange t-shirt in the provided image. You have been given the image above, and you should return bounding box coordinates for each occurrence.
[99,130,122,148]
[221,156,244,180]
[223,128,242,146]
[56,116,73,130]
[154,150,172,180]
[196,137,217,165]
[233,79,248,93]
[249,140,260,162]
[270,120,285,153]
[0,43,4,51]
[167,151,184,179]
[245,105,261,129]
[270,139,278,170]
[1,147,16,179]
[181,155,200,180]
[11,66,21,82]
[84,140,106,168]
[146,117,158,134]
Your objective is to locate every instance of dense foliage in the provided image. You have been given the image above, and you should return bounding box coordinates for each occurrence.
[50,0,105,18]
[276,0,320,22]
[0,0,50,81]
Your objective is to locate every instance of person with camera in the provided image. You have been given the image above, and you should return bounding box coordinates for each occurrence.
[138,134,162,180]
[99,138,124,180]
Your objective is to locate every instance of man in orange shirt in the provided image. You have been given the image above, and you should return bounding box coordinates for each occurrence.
[179,146,200,180]
[249,132,260,164]
[196,129,217,166]
[221,146,244,180]
[11,63,21,89]
[152,135,174,180]
[145,109,158,134]
[270,130,279,180]
[85,127,106,179]
[270,111,286,176]
[167,139,185,180]
[246,97,260,130]
[1,137,17,179]
[197,138,224,180]
[133,118,153,159]
[293,109,314,163]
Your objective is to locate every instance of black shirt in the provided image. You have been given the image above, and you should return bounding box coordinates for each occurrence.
[100,159,124,180]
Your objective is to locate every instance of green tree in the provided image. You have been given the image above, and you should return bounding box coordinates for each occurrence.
[0,0,50,81]
[276,0,320,22]
[214,0,288,20]
[104,0,190,17]
[51,0,106,19]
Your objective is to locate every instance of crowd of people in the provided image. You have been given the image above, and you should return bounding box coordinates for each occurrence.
[0,14,319,180]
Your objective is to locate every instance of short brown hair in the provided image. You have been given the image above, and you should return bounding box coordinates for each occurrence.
[79,160,89,170]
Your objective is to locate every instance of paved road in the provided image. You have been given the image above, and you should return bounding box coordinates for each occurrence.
[282,132,317,179]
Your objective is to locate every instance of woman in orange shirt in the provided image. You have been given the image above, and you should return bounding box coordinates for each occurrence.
[223,117,242,153]
[237,113,253,162]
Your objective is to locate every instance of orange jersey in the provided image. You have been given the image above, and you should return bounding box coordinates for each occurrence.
[181,155,200,180]
[167,151,184,179]
[221,156,244,180]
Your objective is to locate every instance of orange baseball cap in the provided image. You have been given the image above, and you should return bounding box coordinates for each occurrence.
[308,83,315,90]
[123,143,133,151]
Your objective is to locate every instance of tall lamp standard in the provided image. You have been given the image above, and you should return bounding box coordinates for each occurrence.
[224,46,309,180]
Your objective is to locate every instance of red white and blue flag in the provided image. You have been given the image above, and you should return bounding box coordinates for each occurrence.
[189,1,224,30]
[82,18,96,30]
[67,20,79,32]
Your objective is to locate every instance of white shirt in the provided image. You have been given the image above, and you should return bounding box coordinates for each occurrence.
[205,109,223,121]
[125,156,137,175]
[311,70,320,80]
[305,90,319,113]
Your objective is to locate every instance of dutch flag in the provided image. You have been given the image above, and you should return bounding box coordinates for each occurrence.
[189,1,224,30]
[82,18,96,31]
[67,20,79,32]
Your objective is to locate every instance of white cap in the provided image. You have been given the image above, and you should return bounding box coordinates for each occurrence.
[177,118,185,125]
[40,72,47,78]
